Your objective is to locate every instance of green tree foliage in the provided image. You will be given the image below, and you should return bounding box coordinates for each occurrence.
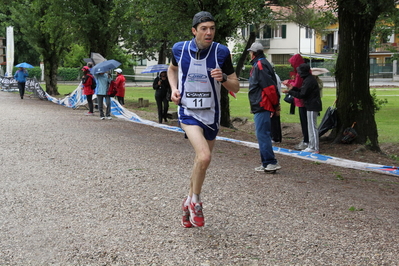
[63,44,88,68]
[122,0,195,63]
[0,2,40,69]
[8,0,80,95]
[69,0,132,61]
[2,0,134,95]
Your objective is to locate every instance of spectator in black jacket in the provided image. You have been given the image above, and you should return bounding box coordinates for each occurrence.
[283,63,322,153]
[152,71,171,123]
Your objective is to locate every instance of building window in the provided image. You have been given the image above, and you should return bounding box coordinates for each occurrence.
[135,58,147,66]
[274,25,282,38]
[272,25,286,39]
[272,54,291,64]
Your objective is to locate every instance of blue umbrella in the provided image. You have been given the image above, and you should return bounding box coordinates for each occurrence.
[141,64,169,74]
[90,59,121,74]
[15,62,34,68]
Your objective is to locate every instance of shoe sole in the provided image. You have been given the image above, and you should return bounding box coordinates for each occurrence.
[181,218,192,228]
[189,216,204,227]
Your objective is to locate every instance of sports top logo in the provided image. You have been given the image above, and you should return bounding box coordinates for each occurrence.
[187,73,208,83]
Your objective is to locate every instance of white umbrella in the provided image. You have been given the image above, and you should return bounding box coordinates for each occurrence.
[311,68,329,76]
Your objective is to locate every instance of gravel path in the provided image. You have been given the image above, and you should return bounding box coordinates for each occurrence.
[1,92,399,265]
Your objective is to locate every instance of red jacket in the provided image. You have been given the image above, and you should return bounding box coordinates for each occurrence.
[286,54,306,107]
[82,74,95,96]
[248,57,279,113]
[115,74,126,97]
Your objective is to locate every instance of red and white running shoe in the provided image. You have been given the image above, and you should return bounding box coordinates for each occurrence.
[189,202,205,227]
[181,198,192,228]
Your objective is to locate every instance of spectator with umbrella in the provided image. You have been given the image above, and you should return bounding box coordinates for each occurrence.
[152,71,171,123]
[14,63,32,99]
[91,60,121,120]
[94,71,112,120]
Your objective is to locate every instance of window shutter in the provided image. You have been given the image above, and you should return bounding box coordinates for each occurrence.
[282,25,287,39]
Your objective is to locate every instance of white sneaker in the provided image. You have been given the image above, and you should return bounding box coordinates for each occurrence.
[265,163,281,171]
[100,117,105,120]
[302,148,319,154]
[295,141,308,150]
[254,165,265,172]
[106,116,112,120]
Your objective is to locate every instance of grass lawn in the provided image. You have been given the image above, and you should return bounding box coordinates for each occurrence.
[57,84,399,144]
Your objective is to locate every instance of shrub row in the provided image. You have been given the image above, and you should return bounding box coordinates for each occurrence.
[240,64,293,81]
[14,65,294,82]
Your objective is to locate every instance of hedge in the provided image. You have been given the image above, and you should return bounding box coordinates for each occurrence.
[13,65,295,82]
[11,67,137,82]
[240,64,293,81]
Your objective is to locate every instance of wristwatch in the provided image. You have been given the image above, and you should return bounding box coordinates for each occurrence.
[221,73,228,83]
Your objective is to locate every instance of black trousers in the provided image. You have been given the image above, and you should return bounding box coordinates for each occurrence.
[289,102,295,114]
[97,95,111,117]
[87,94,94,113]
[299,106,309,143]
[155,94,169,123]
[117,96,124,106]
[18,82,26,98]
[270,114,282,142]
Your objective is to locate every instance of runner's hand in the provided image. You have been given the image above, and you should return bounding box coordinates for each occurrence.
[171,90,181,105]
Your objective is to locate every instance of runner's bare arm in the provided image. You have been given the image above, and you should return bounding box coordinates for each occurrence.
[168,64,181,105]
[210,68,239,93]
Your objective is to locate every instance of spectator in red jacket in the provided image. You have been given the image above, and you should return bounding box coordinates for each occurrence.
[114,68,126,106]
[81,66,95,116]
[247,42,281,172]
[282,54,309,150]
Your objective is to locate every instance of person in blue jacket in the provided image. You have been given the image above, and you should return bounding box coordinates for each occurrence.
[94,72,112,120]
[14,67,29,99]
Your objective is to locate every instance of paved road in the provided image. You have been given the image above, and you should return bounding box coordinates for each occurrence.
[1,91,398,265]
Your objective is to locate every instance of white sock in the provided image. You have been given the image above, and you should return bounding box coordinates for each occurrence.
[192,193,200,204]
[184,195,191,206]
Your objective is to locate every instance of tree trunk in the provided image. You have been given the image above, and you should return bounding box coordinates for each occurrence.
[235,32,256,78]
[220,87,231,127]
[334,3,380,151]
[43,54,60,96]
[158,40,167,64]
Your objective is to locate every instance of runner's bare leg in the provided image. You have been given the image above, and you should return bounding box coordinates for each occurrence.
[181,123,215,197]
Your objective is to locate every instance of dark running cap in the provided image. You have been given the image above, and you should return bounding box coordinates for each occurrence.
[192,11,215,27]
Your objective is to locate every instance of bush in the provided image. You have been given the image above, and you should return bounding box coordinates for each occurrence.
[239,64,293,81]
[58,67,80,81]
[13,66,81,81]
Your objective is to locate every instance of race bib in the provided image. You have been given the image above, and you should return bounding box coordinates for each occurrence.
[185,91,212,109]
